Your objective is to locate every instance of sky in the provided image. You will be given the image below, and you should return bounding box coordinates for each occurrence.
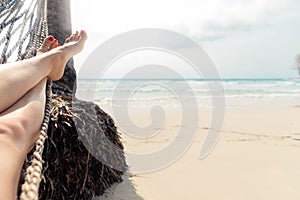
[70,0,300,79]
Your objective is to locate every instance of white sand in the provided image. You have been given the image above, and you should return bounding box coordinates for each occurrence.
[98,107,300,200]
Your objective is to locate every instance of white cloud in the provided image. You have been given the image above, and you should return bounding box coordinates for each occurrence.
[71,0,293,41]
[70,0,299,78]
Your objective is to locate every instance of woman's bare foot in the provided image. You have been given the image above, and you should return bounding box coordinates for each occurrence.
[37,36,60,55]
[46,30,88,81]
[62,30,88,57]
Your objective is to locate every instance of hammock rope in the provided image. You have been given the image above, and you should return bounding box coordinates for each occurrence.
[0,0,51,199]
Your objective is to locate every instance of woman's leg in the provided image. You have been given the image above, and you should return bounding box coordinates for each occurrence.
[0,78,46,151]
[0,35,58,200]
[0,30,87,199]
[0,78,46,199]
[0,30,87,113]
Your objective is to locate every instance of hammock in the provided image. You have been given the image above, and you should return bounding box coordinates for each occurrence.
[0,0,126,199]
[0,0,51,199]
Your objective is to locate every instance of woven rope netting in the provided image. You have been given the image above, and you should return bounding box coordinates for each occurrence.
[0,0,50,199]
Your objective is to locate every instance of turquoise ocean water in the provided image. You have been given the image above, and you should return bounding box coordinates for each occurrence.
[76,78,300,109]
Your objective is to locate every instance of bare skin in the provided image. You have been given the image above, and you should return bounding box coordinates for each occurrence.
[0,30,87,113]
[36,35,60,55]
[0,30,87,199]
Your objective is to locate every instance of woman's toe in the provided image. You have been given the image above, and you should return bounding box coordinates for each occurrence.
[74,34,81,41]
[65,37,70,44]
[70,34,76,41]
[50,42,58,49]
[44,36,54,47]
[37,36,56,54]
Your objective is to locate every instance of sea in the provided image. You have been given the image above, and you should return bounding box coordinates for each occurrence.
[76,78,300,110]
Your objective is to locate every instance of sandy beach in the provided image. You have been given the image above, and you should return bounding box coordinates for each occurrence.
[97,106,300,200]
[2,0,300,199]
